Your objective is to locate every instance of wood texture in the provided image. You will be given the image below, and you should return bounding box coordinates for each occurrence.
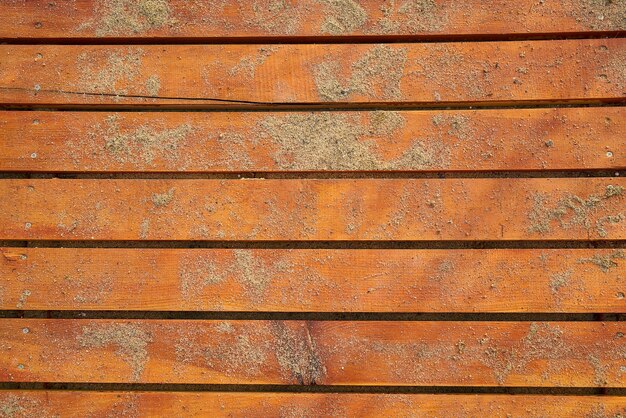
[1,108,624,172]
[0,320,623,386]
[1,178,624,241]
[0,0,623,39]
[0,391,624,417]
[1,247,624,312]
[1,40,624,106]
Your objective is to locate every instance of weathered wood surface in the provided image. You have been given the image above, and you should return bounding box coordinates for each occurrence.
[0,0,623,39]
[1,108,623,172]
[0,178,623,241]
[0,391,624,417]
[1,247,624,312]
[0,320,623,386]
[1,40,624,106]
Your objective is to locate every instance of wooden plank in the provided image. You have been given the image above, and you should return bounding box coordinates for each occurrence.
[0,0,623,39]
[0,392,625,418]
[0,178,624,241]
[1,40,624,106]
[0,320,622,386]
[1,108,624,172]
[1,248,624,313]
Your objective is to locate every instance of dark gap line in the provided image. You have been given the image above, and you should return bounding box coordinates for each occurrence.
[3,170,623,179]
[1,31,624,45]
[3,240,624,250]
[2,99,625,113]
[0,382,623,395]
[0,101,626,113]
[0,311,623,321]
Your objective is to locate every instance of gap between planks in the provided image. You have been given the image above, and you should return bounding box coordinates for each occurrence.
[2,101,626,112]
[0,313,623,322]
[2,32,625,45]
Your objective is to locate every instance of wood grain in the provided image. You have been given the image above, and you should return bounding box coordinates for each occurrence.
[1,247,624,312]
[1,40,624,106]
[1,320,624,386]
[0,0,623,39]
[1,108,623,172]
[0,391,624,417]
[0,178,624,241]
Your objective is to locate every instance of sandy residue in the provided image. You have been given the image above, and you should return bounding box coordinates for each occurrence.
[272,322,326,385]
[229,47,277,79]
[241,0,305,35]
[64,274,114,305]
[314,45,407,101]
[319,0,367,34]
[232,250,293,301]
[480,323,574,385]
[175,323,269,378]
[0,395,44,418]
[528,185,624,236]
[260,113,377,170]
[80,0,177,36]
[15,289,31,309]
[214,132,255,170]
[480,323,622,387]
[321,327,452,384]
[77,49,144,96]
[203,334,268,376]
[368,110,405,135]
[178,255,227,302]
[373,0,449,33]
[431,113,476,140]
[259,111,449,170]
[578,249,625,272]
[77,323,153,381]
[80,114,193,167]
[151,188,175,207]
[177,251,293,305]
[321,322,622,386]
[144,75,161,96]
[566,0,626,30]
[139,219,150,239]
[411,43,494,100]
[599,49,626,92]
[589,354,609,386]
[549,270,572,300]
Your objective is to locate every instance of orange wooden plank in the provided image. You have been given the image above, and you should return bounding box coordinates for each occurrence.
[0,178,624,241]
[0,0,623,39]
[0,40,624,106]
[1,108,623,172]
[0,392,624,417]
[0,320,622,386]
[1,248,624,312]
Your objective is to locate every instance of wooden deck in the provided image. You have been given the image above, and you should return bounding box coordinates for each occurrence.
[0,1,625,416]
